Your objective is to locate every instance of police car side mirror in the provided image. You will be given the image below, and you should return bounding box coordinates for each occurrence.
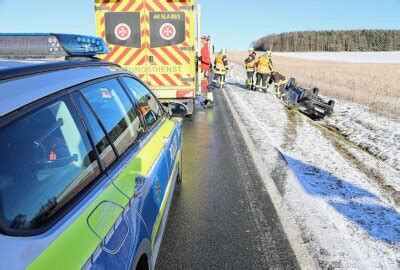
[168,102,188,117]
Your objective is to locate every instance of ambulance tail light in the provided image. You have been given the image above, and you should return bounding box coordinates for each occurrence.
[0,33,108,58]
[176,91,194,98]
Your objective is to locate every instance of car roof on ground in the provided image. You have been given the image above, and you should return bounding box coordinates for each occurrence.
[0,59,130,118]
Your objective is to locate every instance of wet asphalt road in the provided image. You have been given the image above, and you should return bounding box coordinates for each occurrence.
[157,89,299,269]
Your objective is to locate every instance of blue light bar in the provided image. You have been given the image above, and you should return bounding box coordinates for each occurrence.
[0,33,109,58]
[55,34,109,56]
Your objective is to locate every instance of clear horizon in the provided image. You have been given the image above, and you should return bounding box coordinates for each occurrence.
[0,0,399,51]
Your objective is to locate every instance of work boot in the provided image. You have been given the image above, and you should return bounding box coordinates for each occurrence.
[207,92,214,102]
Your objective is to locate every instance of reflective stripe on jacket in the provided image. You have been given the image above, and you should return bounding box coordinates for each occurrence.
[215,54,226,70]
[214,54,228,74]
[256,56,273,74]
[245,53,256,71]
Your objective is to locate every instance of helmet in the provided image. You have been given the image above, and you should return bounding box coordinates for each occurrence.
[266,50,272,57]
[248,47,254,53]
[201,34,209,41]
[221,48,227,55]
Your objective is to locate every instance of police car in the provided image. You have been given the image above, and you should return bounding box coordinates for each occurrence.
[0,33,187,269]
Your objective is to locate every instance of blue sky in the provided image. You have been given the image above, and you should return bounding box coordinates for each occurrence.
[0,0,399,51]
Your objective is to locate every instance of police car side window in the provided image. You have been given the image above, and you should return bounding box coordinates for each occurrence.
[121,77,165,128]
[0,96,100,231]
[74,93,117,169]
[80,79,144,155]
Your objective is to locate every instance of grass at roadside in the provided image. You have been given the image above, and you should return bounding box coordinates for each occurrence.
[228,51,400,116]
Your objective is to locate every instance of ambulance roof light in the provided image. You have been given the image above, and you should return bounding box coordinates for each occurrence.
[0,33,109,58]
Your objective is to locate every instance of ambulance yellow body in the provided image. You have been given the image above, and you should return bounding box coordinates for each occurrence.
[94,0,198,114]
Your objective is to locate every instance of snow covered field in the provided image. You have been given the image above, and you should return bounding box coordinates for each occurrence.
[224,63,400,268]
[274,51,400,63]
[321,98,400,171]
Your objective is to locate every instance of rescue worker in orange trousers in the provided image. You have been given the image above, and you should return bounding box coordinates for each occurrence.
[244,48,257,90]
[255,50,274,93]
[199,35,213,107]
[212,48,229,89]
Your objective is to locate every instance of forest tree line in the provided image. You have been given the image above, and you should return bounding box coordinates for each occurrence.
[252,30,400,52]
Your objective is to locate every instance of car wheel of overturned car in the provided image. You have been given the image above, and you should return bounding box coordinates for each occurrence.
[328,100,335,107]
[312,87,319,95]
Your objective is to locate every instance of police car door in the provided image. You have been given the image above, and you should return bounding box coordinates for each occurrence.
[119,76,180,259]
[71,79,150,269]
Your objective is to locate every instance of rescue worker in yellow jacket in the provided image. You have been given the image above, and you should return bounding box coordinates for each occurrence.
[244,48,257,90]
[271,72,289,100]
[255,50,274,93]
[212,48,229,89]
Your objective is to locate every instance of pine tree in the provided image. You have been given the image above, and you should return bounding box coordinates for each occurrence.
[253,30,400,52]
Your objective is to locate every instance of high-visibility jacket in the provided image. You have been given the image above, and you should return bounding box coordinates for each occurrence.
[245,53,257,72]
[201,42,211,73]
[256,56,273,74]
[214,54,228,74]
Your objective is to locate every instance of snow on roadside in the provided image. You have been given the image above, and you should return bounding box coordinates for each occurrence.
[320,100,400,171]
[224,63,400,268]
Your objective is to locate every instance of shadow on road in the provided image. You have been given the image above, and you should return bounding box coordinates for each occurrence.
[226,81,247,90]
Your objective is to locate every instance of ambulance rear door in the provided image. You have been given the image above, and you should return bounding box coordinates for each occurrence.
[94,0,149,83]
[146,0,196,100]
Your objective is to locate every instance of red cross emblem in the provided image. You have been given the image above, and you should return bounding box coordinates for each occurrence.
[115,23,131,41]
[160,23,176,41]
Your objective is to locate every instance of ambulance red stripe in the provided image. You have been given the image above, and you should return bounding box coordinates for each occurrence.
[104,45,120,61]
[148,47,169,65]
[121,0,135,12]
[153,1,168,12]
[149,74,165,86]
[145,2,154,12]
[135,2,144,11]
[162,74,177,85]
[165,1,179,11]
[124,48,144,65]
[110,0,123,11]
[114,47,131,64]
[175,74,190,86]
[160,47,182,65]
[172,46,190,63]
[137,56,147,65]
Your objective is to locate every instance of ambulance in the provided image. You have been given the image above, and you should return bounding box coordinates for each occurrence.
[94,0,200,115]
